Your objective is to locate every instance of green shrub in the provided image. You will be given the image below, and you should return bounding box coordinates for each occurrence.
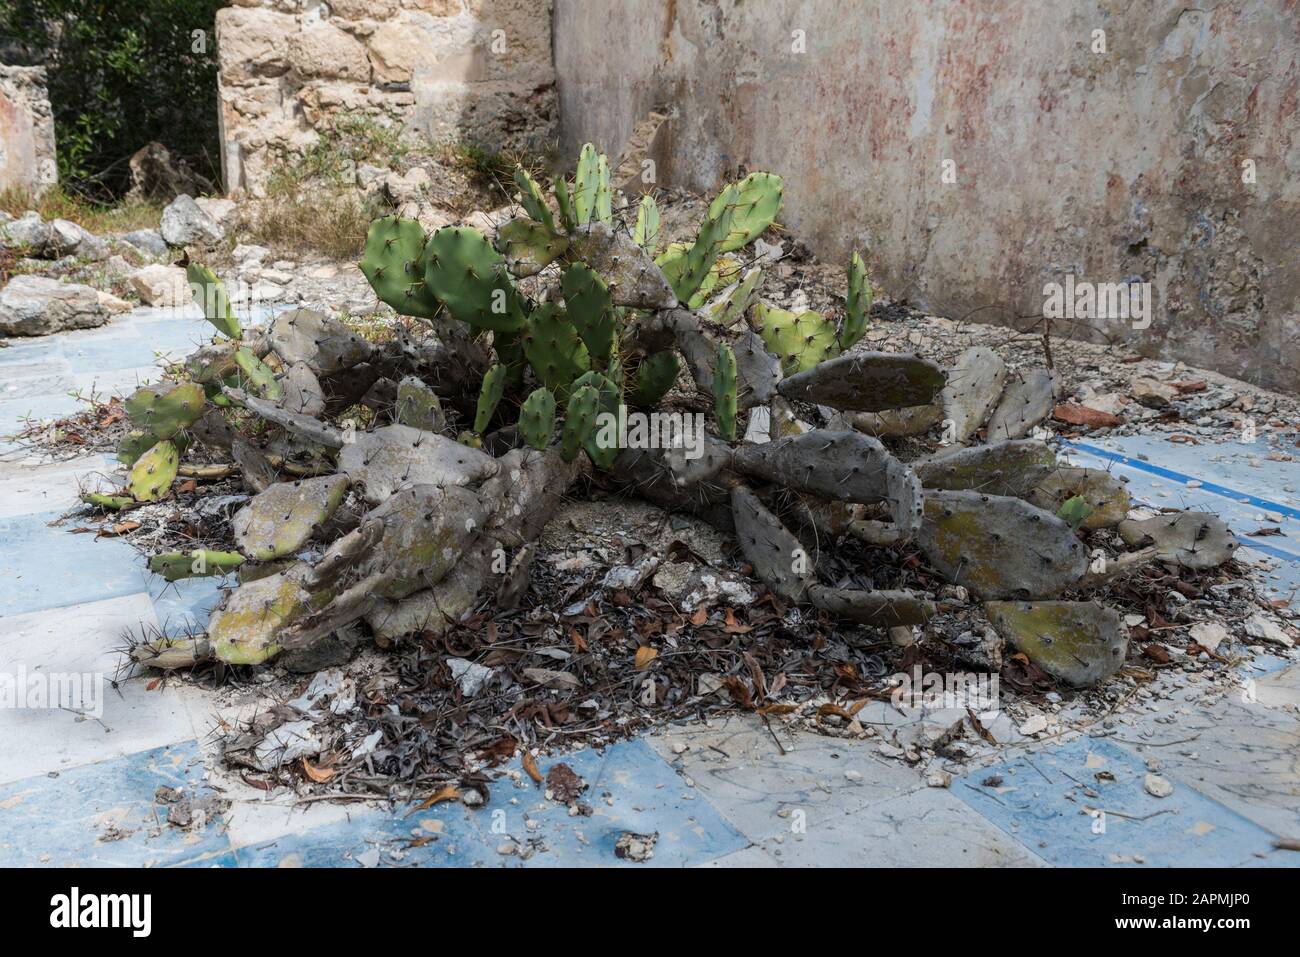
[0,0,222,200]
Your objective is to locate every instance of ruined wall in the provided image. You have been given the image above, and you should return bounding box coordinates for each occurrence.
[216,0,555,196]
[555,0,1300,392]
[0,66,58,197]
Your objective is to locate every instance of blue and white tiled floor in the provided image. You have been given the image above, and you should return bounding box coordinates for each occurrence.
[1,306,1298,866]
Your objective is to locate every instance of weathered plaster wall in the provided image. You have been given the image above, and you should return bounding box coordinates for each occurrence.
[555,0,1300,392]
[0,66,58,197]
[216,0,554,196]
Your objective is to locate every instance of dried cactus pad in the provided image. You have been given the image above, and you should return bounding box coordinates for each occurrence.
[395,376,445,432]
[941,346,1008,442]
[567,222,677,309]
[986,600,1127,686]
[1028,467,1130,530]
[209,561,328,665]
[918,490,1088,599]
[731,485,815,602]
[125,381,205,440]
[807,585,935,628]
[776,353,947,413]
[914,440,1057,499]
[1117,511,1237,569]
[985,367,1058,440]
[233,474,351,560]
[733,431,922,531]
[340,425,499,504]
[128,439,179,502]
[268,309,372,375]
[361,484,490,600]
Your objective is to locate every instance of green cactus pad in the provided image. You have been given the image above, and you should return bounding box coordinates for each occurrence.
[233,474,350,561]
[128,439,180,502]
[521,302,591,396]
[572,370,621,469]
[125,381,205,440]
[842,252,871,350]
[360,216,439,318]
[554,177,576,232]
[634,194,660,256]
[573,143,601,226]
[495,217,569,276]
[628,351,679,407]
[561,263,616,363]
[668,184,738,302]
[513,167,557,235]
[561,384,600,463]
[185,263,241,339]
[750,302,841,374]
[714,343,738,441]
[80,492,133,511]
[117,430,157,466]
[148,549,245,582]
[710,171,783,253]
[518,387,557,450]
[594,152,612,224]
[423,226,527,333]
[1055,495,1093,530]
[234,347,284,401]
[474,363,509,433]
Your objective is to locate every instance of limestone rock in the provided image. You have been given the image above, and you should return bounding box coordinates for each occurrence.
[130,263,190,307]
[0,274,109,336]
[160,194,225,246]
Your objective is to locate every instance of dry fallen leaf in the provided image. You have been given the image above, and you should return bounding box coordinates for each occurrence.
[521,750,543,784]
[634,646,658,670]
[689,607,708,626]
[301,758,335,783]
[406,783,461,816]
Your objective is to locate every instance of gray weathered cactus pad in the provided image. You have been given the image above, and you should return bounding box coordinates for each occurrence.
[941,346,1007,442]
[395,375,445,432]
[808,585,935,627]
[985,367,1057,440]
[233,474,350,560]
[365,541,493,641]
[568,223,677,308]
[914,440,1057,499]
[1028,467,1130,530]
[731,486,814,602]
[340,424,499,504]
[918,490,1088,599]
[268,309,373,375]
[986,600,1126,686]
[281,362,326,418]
[776,353,946,413]
[734,431,922,531]
[208,561,329,666]
[1117,511,1238,569]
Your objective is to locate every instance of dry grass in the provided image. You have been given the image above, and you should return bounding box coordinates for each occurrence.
[0,185,163,234]
[241,191,375,261]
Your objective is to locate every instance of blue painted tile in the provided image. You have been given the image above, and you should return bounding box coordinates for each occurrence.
[952,737,1292,867]
[0,338,65,365]
[233,739,745,868]
[233,801,494,868]
[145,573,231,637]
[0,741,232,867]
[479,738,748,867]
[0,510,146,616]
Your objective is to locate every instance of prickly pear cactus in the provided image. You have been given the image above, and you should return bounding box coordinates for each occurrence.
[518,387,557,450]
[148,549,245,582]
[561,384,600,463]
[125,382,205,441]
[233,474,350,561]
[186,263,241,339]
[714,343,738,441]
[776,353,946,412]
[474,364,509,434]
[750,303,840,375]
[128,439,179,502]
[986,600,1126,686]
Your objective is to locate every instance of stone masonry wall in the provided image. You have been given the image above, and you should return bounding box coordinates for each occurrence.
[0,66,58,197]
[555,0,1300,393]
[216,0,555,196]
